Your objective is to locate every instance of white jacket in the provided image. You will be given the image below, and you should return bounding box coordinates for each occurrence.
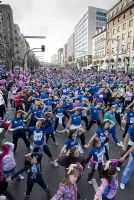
[0,93,5,105]
[2,142,16,172]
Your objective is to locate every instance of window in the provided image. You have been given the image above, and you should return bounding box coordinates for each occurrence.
[96,12,107,17]
[122,34,125,40]
[128,31,132,38]
[123,13,125,19]
[113,29,115,35]
[129,19,133,27]
[117,36,120,40]
[96,16,107,22]
[123,23,126,30]
[117,26,120,32]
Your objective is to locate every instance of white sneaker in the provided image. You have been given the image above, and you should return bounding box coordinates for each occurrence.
[17,175,25,180]
[51,161,58,167]
[117,142,123,147]
[54,142,58,146]
[116,167,121,172]
[120,183,125,190]
[88,180,92,185]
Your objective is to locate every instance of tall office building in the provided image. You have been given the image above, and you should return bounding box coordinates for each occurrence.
[74,6,107,65]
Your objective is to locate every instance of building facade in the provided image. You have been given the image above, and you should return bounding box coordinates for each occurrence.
[106,0,134,68]
[74,6,107,66]
[51,54,58,65]
[67,34,75,63]
[92,28,106,64]
[63,43,68,65]
[0,4,15,68]
[57,48,64,66]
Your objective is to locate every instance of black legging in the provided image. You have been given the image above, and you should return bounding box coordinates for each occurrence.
[87,119,101,131]
[0,181,15,200]
[81,116,89,130]
[33,145,52,158]
[26,174,47,196]
[46,132,56,143]
[115,113,121,125]
[0,104,5,119]
[54,117,66,131]
[79,133,86,146]
[13,129,30,152]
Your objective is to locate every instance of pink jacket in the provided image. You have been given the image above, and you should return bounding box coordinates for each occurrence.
[0,144,9,182]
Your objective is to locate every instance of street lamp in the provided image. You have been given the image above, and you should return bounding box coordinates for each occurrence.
[22,45,45,75]
[101,37,120,71]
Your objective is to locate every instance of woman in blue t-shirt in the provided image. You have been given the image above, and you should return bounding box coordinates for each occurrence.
[28,120,58,167]
[86,121,111,161]
[86,137,107,184]
[59,128,85,156]
[122,101,134,140]
[7,111,30,152]
[42,112,58,146]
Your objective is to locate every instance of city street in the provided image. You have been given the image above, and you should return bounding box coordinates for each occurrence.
[2,108,134,200]
[0,0,134,200]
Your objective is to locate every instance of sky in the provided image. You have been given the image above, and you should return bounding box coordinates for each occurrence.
[3,0,118,62]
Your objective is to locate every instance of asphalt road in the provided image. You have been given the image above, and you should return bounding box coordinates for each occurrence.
[1,107,134,200]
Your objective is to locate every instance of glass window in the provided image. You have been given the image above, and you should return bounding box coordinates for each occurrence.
[123,23,126,30]
[129,19,133,27]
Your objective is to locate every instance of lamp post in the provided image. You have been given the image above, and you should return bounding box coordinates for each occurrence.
[22,46,45,75]
[101,38,120,71]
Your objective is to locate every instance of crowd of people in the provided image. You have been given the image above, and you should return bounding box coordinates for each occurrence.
[0,68,134,200]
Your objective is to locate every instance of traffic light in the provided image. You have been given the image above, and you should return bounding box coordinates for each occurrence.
[41,45,45,52]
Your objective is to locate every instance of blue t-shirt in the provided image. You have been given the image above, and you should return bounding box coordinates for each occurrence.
[31,109,42,121]
[114,102,122,114]
[65,134,79,148]
[29,126,45,146]
[40,92,49,99]
[126,110,134,124]
[89,144,104,162]
[11,118,24,128]
[43,119,54,134]
[96,127,110,143]
[90,107,100,121]
[71,113,81,126]
[54,107,65,114]
[128,125,134,142]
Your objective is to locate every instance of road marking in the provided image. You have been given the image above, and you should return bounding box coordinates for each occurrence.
[92,178,102,200]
